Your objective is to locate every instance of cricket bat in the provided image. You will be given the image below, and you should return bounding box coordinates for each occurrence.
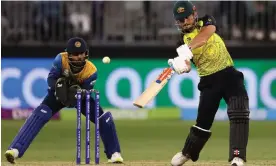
[133,67,175,108]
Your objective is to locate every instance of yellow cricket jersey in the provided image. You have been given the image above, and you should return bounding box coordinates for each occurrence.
[183,15,234,77]
[59,52,97,83]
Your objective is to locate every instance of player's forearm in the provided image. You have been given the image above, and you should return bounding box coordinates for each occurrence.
[47,76,58,91]
[189,25,216,50]
[47,68,62,91]
[188,36,208,50]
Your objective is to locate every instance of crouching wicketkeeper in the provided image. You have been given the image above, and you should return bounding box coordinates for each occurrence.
[5,37,123,164]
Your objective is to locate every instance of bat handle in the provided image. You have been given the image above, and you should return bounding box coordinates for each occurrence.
[168,60,173,67]
[168,61,175,73]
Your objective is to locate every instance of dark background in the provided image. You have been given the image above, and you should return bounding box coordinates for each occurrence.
[2,1,276,59]
[2,45,276,59]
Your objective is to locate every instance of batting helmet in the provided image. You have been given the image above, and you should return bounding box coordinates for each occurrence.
[173,1,196,21]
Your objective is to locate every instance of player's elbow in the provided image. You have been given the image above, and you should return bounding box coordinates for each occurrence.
[199,25,216,43]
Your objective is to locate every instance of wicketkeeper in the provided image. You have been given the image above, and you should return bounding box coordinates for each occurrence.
[169,1,249,166]
[5,37,124,164]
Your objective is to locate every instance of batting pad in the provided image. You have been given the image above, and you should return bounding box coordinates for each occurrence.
[8,104,53,158]
[99,112,121,159]
[227,96,250,162]
[182,125,212,162]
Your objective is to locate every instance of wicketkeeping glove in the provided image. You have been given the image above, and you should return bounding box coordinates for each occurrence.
[55,77,82,107]
[66,84,82,108]
[55,77,68,104]
[63,69,78,86]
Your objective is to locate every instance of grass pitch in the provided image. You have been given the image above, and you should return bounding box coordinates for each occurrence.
[2,117,276,165]
[1,161,276,166]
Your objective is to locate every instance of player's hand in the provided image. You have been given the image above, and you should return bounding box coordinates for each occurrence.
[168,57,190,74]
[63,69,78,86]
[176,44,193,60]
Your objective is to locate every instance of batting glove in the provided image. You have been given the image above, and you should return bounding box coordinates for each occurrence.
[168,57,189,74]
[176,44,193,60]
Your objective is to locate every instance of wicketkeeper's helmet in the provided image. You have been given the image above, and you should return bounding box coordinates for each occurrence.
[65,37,89,70]
[66,37,88,55]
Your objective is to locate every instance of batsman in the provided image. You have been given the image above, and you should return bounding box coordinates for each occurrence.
[5,37,123,164]
[169,1,249,166]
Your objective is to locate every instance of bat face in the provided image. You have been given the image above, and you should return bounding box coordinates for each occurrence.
[133,67,174,108]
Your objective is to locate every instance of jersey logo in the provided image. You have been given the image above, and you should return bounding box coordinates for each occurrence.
[57,83,63,88]
[63,69,69,77]
[90,80,96,86]
[41,109,47,114]
[177,7,185,13]
[205,18,213,26]
[187,37,192,43]
[52,64,57,69]
[78,78,85,83]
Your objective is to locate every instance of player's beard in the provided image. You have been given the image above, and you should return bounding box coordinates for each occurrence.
[68,58,87,74]
[182,24,196,33]
[176,16,198,34]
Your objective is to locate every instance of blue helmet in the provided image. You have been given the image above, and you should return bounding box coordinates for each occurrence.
[66,37,89,71]
[66,37,88,54]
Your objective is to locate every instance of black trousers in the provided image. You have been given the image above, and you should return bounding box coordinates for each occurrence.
[195,67,248,130]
